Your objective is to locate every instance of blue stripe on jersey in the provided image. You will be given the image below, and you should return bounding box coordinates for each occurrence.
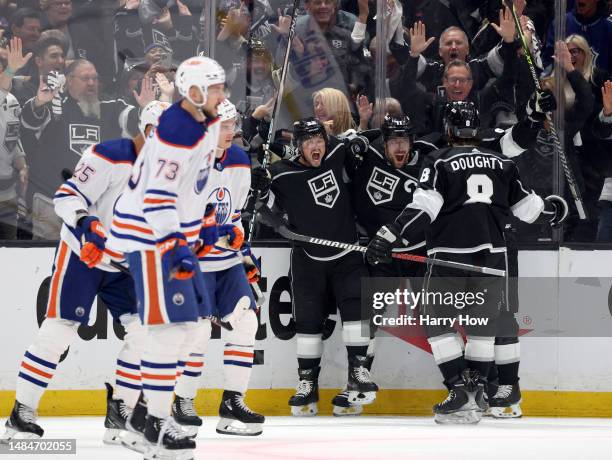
[182,370,201,377]
[223,144,251,167]
[110,229,156,245]
[114,210,147,222]
[143,205,176,213]
[65,181,92,206]
[201,253,238,262]
[232,217,240,222]
[181,219,202,228]
[116,381,142,390]
[18,372,48,388]
[156,103,206,148]
[141,360,177,369]
[54,193,77,200]
[117,359,140,370]
[142,384,175,391]
[223,360,253,368]
[25,351,57,369]
[93,139,137,164]
[144,189,178,198]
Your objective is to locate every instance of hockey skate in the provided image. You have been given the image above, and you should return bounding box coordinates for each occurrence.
[216,390,265,436]
[143,415,195,460]
[433,370,485,425]
[1,401,43,442]
[489,384,522,418]
[482,379,498,417]
[332,389,363,416]
[288,367,320,416]
[171,396,202,438]
[347,356,378,405]
[122,391,147,453]
[103,382,131,445]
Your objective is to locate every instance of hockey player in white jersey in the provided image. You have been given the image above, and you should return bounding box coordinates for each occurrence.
[170,100,264,437]
[108,56,225,459]
[1,100,169,443]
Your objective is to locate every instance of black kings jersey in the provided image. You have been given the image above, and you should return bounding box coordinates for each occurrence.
[266,138,358,259]
[398,145,545,255]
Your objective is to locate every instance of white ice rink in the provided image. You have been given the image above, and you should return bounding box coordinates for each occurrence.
[6,416,612,460]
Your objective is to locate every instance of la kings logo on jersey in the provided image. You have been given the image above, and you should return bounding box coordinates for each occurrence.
[367,167,399,205]
[69,124,100,156]
[308,170,339,209]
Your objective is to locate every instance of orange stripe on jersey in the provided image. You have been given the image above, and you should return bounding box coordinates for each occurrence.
[116,370,141,381]
[223,350,254,358]
[104,248,123,258]
[141,372,176,380]
[185,361,203,368]
[145,251,163,325]
[21,362,53,379]
[57,187,76,195]
[143,198,176,204]
[47,242,69,318]
[184,229,200,238]
[112,219,154,235]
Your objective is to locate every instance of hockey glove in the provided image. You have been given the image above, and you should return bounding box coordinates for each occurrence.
[250,166,272,197]
[157,234,196,280]
[366,223,403,265]
[526,89,557,122]
[543,195,568,228]
[78,215,107,268]
[342,131,369,169]
[218,224,244,251]
[241,243,261,283]
[195,204,219,258]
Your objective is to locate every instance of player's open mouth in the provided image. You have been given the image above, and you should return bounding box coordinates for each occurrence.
[311,152,321,161]
[394,153,407,162]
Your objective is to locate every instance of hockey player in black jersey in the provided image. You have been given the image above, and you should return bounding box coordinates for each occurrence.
[366,102,568,424]
[256,118,378,416]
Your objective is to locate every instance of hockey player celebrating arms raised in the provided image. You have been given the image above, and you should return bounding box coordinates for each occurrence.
[108,56,225,459]
[1,101,169,443]
[170,100,264,437]
[256,117,377,416]
[365,102,568,424]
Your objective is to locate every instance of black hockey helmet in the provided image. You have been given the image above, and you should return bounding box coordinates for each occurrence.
[381,115,415,141]
[293,117,328,151]
[443,101,480,139]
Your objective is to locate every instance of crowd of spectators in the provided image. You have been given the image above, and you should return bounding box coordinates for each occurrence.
[0,0,609,243]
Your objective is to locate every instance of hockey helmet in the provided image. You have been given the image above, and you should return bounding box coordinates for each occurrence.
[175,56,225,107]
[292,117,328,152]
[138,100,171,136]
[217,99,238,122]
[382,115,414,141]
[444,101,480,139]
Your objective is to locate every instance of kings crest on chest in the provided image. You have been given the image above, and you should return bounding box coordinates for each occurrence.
[307,169,340,209]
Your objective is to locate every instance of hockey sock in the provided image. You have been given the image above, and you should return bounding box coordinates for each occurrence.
[114,314,147,408]
[365,338,376,371]
[494,339,520,385]
[428,333,465,383]
[16,318,79,409]
[223,310,257,394]
[342,320,370,359]
[141,323,194,419]
[465,336,495,380]
[296,333,323,370]
[174,319,211,399]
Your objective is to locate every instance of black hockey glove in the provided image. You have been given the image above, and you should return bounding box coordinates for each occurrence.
[341,131,369,169]
[250,166,272,197]
[543,194,568,228]
[366,224,403,265]
[526,89,557,122]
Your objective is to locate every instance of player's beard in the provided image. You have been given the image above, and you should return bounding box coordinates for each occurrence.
[78,99,101,119]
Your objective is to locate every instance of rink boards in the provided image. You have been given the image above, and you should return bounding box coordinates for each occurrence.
[1,245,612,417]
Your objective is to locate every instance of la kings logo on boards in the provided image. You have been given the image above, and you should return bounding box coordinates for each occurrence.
[308,170,339,209]
[69,124,100,156]
[367,167,399,205]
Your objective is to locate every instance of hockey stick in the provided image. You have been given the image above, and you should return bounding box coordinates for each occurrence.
[503,0,587,220]
[257,207,505,276]
[246,0,301,241]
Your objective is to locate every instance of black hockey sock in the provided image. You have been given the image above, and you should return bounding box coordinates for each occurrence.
[298,358,321,369]
[488,362,499,383]
[346,346,369,360]
[465,359,492,381]
[496,362,520,385]
[438,357,466,383]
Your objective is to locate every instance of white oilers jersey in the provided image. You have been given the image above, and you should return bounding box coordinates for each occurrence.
[199,144,251,272]
[0,90,24,201]
[109,102,220,252]
[53,139,137,271]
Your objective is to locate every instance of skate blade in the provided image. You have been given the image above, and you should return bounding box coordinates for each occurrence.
[332,404,363,416]
[215,418,262,436]
[176,424,199,439]
[290,403,318,417]
[1,426,41,442]
[102,428,126,445]
[144,445,194,460]
[347,390,376,405]
[121,431,146,453]
[489,404,522,418]
[434,410,482,425]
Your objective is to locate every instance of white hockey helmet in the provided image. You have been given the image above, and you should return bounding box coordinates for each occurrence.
[138,100,171,136]
[217,100,237,122]
[175,56,225,107]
